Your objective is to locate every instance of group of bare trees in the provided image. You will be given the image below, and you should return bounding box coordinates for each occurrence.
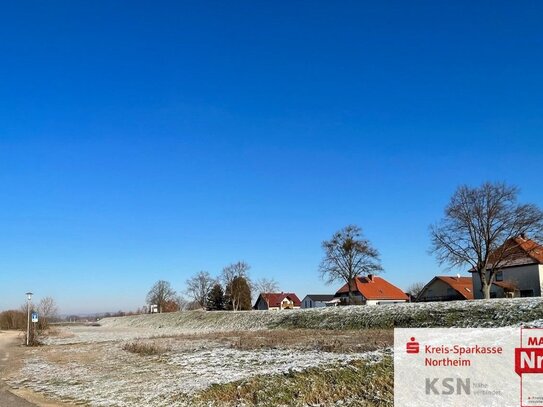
[144,182,543,312]
[0,296,59,346]
[185,261,276,311]
[319,182,543,302]
[146,261,280,312]
[145,280,184,313]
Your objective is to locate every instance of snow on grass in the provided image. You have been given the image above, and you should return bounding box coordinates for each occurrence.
[8,337,385,407]
[10,298,543,406]
[43,298,543,346]
[100,297,543,330]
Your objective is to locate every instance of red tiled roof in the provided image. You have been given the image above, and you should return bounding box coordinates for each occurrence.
[514,236,543,263]
[470,236,543,272]
[335,276,408,301]
[434,276,474,300]
[492,281,518,291]
[259,293,301,308]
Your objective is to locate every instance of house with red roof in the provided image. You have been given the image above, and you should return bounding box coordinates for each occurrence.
[416,276,474,302]
[253,292,302,310]
[334,274,408,305]
[469,235,543,299]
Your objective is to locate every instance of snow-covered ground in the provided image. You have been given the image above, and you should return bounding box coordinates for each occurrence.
[8,333,385,407]
[97,297,543,332]
[6,298,543,406]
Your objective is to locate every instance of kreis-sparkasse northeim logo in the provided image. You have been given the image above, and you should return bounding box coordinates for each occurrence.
[395,328,543,407]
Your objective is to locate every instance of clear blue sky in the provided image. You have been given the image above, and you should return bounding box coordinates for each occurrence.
[1,1,542,314]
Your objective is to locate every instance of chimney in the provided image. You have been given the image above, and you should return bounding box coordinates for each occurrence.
[368,274,374,282]
[456,273,460,280]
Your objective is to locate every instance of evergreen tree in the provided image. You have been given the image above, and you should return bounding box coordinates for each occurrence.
[207,283,225,311]
[225,276,252,311]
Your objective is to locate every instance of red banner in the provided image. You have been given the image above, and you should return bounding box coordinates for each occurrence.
[515,347,543,376]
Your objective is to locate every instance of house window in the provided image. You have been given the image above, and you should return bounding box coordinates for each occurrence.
[495,272,503,282]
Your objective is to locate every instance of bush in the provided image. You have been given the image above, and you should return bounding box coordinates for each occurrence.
[122,341,169,356]
[0,310,26,330]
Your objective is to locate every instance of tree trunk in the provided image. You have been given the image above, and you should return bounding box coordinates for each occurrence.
[480,271,491,299]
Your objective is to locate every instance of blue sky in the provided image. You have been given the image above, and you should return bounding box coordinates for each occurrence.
[1,1,542,314]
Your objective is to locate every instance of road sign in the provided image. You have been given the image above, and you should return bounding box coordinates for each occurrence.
[31,312,38,323]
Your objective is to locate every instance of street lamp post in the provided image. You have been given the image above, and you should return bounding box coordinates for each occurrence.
[25,292,33,346]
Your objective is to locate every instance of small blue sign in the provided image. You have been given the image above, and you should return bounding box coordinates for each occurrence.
[31,312,38,323]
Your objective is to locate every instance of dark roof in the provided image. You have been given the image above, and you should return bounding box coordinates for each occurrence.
[335,276,409,301]
[303,294,335,302]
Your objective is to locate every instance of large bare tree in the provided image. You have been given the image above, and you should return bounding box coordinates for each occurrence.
[430,182,543,299]
[146,280,177,313]
[185,271,216,309]
[253,277,280,296]
[319,225,383,304]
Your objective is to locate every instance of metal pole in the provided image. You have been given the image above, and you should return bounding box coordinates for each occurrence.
[25,292,32,346]
[26,298,30,346]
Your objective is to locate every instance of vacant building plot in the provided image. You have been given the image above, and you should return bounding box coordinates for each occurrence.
[4,299,543,406]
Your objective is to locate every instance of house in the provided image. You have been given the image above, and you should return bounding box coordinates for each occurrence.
[253,292,302,310]
[334,274,409,305]
[301,294,335,309]
[417,276,474,302]
[470,235,543,299]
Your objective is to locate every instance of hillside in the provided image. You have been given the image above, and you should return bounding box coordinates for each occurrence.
[99,297,543,331]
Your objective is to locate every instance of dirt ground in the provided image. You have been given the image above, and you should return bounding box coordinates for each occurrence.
[0,330,54,407]
[2,326,392,407]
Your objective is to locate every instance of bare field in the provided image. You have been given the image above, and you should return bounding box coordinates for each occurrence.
[6,325,391,406]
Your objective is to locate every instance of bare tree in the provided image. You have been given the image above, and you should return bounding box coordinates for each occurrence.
[185,271,215,309]
[146,280,177,313]
[319,225,383,304]
[430,182,543,299]
[222,261,251,286]
[253,277,279,297]
[38,297,59,329]
[222,261,251,310]
[174,295,189,311]
[406,282,426,300]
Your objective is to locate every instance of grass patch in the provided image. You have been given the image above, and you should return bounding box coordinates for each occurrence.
[225,329,392,353]
[193,355,393,407]
[122,341,169,356]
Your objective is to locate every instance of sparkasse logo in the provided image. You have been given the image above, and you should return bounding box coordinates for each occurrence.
[406,337,420,354]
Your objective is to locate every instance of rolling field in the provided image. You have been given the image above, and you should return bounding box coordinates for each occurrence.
[4,298,543,407]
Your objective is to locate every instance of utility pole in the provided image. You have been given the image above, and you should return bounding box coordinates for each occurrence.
[25,292,33,346]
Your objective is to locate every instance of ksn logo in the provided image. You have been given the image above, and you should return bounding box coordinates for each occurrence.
[407,337,420,354]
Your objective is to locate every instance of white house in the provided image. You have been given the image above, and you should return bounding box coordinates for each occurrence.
[301,294,335,309]
[470,235,543,299]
